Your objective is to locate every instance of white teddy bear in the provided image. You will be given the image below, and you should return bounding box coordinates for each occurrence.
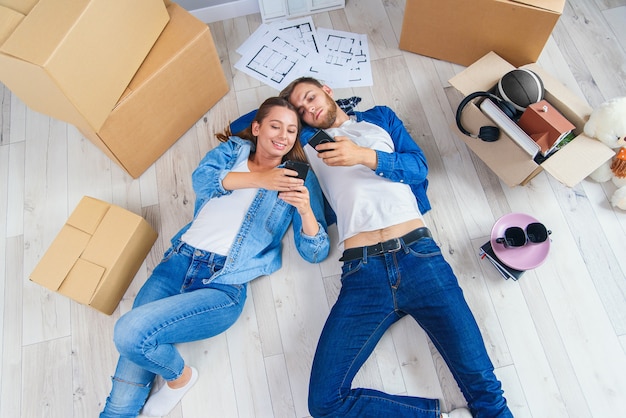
[584,96,626,210]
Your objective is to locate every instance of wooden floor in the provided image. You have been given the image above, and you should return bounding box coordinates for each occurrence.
[2,0,626,417]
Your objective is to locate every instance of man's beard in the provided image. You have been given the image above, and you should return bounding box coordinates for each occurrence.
[318,95,338,129]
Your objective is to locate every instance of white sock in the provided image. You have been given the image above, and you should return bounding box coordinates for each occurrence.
[142,367,198,417]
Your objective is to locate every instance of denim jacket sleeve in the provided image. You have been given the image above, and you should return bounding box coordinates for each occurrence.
[356,106,428,185]
[191,137,247,204]
[289,166,330,263]
[355,106,431,214]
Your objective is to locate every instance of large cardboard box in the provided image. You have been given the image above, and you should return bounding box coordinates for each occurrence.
[448,52,614,187]
[30,197,158,315]
[399,0,565,67]
[0,0,169,132]
[77,3,229,178]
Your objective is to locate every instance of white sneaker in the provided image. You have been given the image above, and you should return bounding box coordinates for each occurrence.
[442,407,473,418]
[142,366,199,417]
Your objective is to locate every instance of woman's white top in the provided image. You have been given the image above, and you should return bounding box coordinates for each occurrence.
[182,158,258,254]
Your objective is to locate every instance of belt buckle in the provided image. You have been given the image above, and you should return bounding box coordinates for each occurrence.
[381,238,402,253]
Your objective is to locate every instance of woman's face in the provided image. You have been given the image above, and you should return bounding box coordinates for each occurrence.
[252,106,299,160]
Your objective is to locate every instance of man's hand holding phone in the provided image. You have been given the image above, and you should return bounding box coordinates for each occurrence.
[308,130,377,169]
[307,130,335,153]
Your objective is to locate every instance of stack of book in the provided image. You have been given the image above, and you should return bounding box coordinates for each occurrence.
[479,241,525,280]
[479,98,541,158]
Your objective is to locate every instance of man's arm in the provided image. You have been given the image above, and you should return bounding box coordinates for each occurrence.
[358,106,429,185]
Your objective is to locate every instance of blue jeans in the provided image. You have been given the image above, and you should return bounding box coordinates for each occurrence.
[100,241,247,418]
[308,237,513,418]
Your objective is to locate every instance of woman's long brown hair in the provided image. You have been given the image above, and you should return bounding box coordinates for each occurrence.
[216,97,307,163]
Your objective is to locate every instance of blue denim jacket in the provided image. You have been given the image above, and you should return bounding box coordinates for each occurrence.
[170,136,330,285]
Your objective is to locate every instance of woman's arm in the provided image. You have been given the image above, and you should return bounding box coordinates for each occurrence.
[222,168,304,192]
[289,171,330,263]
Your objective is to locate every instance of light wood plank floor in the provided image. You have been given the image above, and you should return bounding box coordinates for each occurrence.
[2,0,625,416]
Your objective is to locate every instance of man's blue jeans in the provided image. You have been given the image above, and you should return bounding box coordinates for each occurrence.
[308,237,513,418]
[100,241,247,418]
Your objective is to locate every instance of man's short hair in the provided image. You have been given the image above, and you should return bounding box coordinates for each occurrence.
[279,77,324,101]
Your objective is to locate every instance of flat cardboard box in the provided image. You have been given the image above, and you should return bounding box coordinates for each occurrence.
[0,0,169,132]
[77,3,229,178]
[448,52,614,187]
[399,0,565,67]
[30,196,158,315]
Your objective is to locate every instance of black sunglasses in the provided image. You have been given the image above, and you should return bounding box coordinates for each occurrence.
[495,222,551,248]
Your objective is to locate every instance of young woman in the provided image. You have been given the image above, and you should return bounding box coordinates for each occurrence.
[100,97,330,418]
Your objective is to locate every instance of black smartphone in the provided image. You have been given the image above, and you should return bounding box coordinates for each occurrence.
[284,160,310,180]
[307,129,335,152]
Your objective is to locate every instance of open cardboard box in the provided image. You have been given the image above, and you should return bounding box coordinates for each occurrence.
[77,3,229,178]
[30,196,158,315]
[399,0,565,67]
[448,52,614,187]
[0,0,169,132]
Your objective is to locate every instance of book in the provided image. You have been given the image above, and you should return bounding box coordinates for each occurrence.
[479,241,525,281]
[479,98,541,158]
[518,100,576,157]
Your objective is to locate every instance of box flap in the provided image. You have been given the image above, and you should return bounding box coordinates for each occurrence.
[67,196,110,235]
[0,0,90,64]
[0,6,23,45]
[57,258,105,305]
[90,217,157,315]
[82,205,144,268]
[29,225,91,291]
[510,0,565,13]
[448,52,515,96]
[541,134,615,187]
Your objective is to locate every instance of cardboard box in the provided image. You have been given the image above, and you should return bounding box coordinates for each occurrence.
[448,52,614,187]
[0,0,169,132]
[77,3,229,178]
[30,196,158,315]
[399,0,565,67]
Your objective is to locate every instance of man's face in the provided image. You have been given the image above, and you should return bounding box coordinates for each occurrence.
[288,83,338,129]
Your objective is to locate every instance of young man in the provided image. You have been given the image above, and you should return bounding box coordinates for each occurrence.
[280,78,513,418]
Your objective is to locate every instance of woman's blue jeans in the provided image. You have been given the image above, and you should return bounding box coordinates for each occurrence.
[308,237,513,418]
[100,241,247,418]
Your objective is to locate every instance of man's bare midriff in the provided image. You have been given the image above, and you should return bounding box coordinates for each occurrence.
[343,218,426,250]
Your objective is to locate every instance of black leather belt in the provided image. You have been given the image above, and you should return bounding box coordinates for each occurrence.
[340,227,432,262]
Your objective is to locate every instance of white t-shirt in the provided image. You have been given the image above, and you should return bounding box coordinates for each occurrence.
[305,118,423,248]
[181,158,258,254]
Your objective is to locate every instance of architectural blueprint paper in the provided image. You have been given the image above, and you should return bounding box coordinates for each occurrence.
[234,18,372,91]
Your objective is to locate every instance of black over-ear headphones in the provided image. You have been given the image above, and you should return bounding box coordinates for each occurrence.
[455,91,518,142]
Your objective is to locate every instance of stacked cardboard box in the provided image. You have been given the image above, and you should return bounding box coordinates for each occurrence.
[0,0,230,178]
[449,52,614,187]
[30,197,158,315]
[0,0,170,132]
[78,3,230,178]
[399,0,565,67]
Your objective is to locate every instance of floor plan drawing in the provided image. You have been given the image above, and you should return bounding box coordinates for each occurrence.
[235,18,372,90]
